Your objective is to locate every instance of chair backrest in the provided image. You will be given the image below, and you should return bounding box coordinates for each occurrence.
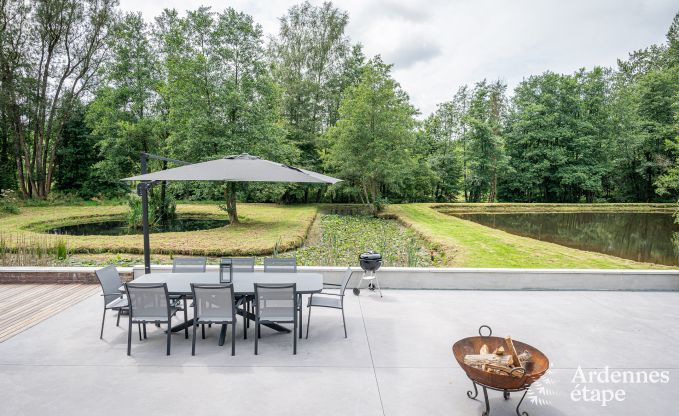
[219,259,233,283]
[95,265,123,305]
[339,267,353,297]
[172,257,206,273]
[255,283,296,322]
[224,257,255,273]
[191,284,235,322]
[125,283,171,321]
[263,257,297,273]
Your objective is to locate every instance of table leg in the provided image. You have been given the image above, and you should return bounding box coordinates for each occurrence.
[218,324,227,346]
[237,306,291,333]
[171,319,194,332]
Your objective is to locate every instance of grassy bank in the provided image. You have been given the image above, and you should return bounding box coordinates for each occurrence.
[433,202,677,214]
[388,204,674,269]
[0,203,317,257]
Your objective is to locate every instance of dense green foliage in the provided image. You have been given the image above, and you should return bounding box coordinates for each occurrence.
[1,1,678,205]
[291,214,435,267]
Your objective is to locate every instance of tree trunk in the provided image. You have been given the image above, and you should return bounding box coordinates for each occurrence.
[224,182,239,224]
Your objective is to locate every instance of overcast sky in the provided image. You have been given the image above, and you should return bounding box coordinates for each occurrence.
[118,0,677,116]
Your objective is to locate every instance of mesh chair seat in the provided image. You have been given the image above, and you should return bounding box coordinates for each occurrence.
[307,295,342,309]
[125,282,177,355]
[131,307,178,323]
[191,284,237,356]
[254,283,298,355]
[106,297,128,309]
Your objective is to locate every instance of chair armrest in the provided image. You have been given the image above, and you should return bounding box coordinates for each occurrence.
[100,293,123,297]
[323,283,341,287]
[319,292,343,297]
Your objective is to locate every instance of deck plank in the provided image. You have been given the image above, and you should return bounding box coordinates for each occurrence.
[0,284,100,343]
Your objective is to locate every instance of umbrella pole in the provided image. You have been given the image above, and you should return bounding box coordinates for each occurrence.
[141,154,151,274]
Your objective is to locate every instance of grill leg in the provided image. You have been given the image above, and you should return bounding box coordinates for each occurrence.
[375,275,383,298]
[482,386,490,416]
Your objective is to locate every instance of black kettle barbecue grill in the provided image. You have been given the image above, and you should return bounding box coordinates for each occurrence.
[354,250,383,297]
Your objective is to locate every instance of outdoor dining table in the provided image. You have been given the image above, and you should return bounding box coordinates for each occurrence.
[121,272,323,345]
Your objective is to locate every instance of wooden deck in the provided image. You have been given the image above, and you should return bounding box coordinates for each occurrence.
[0,284,100,343]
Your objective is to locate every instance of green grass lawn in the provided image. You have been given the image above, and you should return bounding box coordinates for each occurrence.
[0,203,317,257]
[388,203,676,269]
[1,201,676,269]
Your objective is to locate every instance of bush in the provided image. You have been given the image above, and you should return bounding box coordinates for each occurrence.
[0,189,20,214]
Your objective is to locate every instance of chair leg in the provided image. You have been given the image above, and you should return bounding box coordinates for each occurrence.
[138,323,142,341]
[143,323,147,339]
[342,308,347,338]
[231,321,236,356]
[183,298,189,339]
[100,309,106,339]
[116,310,121,327]
[293,319,297,355]
[305,306,312,339]
[127,317,132,356]
[192,320,197,356]
[243,309,248,339]
[298,294,303,339]
[201,324,205,339]
[254,319,259,355]
[247,301,251,328]
[166,322,171,356]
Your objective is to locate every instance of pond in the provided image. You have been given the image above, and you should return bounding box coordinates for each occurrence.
[47,218,229,236]
[453,212,679,266]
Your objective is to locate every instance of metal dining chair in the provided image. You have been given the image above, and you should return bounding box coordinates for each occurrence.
[171,257,206,338]
[222,257,256,336]
[172,257,207,273]
[254,283,298,355]
[263,257,297,273]
[125,282,178,356]
[226,257,255,272]
[95,265,129,339]
[306,267,353,339]
[191,283,237,356]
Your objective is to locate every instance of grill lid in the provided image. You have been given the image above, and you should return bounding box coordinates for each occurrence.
[359,251,382,261]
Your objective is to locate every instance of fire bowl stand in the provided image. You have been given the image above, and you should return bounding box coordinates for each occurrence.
[466,379,531,416]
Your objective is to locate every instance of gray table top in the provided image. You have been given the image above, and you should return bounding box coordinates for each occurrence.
[123,272,324,295]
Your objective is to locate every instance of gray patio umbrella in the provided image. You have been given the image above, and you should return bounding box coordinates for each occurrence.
[123,153,341,273]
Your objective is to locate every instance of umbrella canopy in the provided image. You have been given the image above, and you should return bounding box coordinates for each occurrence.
[124,154,341,184]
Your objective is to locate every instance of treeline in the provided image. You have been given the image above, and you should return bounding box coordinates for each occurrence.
[1,1,678,205]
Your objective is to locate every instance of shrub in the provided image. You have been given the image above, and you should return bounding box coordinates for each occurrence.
[0,189,20,214]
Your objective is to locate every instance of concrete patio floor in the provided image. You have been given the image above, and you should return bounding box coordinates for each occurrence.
[0,288,678,415]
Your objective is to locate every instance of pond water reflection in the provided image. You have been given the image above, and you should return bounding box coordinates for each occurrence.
[47,218,229,236]
[453,212,679,266]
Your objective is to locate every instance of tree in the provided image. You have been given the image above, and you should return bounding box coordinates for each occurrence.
[155,7,296,222]
[0,0,117,198]
[54,103,100,197]
[324,57,418,211]
[464,80,508,202]
[271,1,356,175]
[86,11,162,197]
[421,102,464,201]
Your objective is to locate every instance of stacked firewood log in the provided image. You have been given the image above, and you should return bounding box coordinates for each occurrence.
[463,336,532,377]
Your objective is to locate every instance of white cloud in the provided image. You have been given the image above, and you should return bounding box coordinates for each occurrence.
[118,0,677,116]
